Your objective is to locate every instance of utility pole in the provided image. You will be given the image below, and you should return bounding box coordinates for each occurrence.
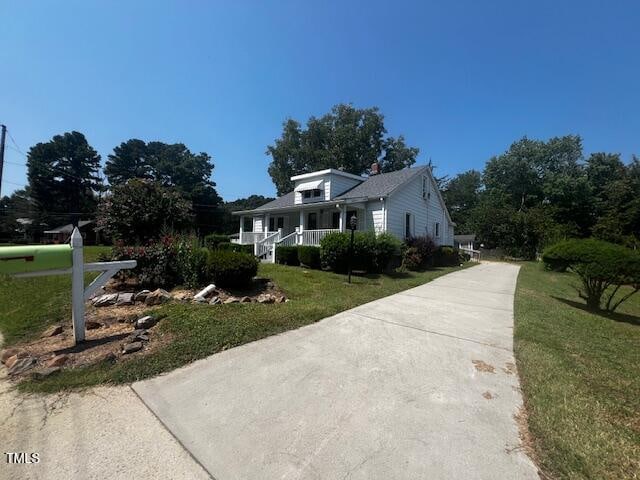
[0,124,6,199]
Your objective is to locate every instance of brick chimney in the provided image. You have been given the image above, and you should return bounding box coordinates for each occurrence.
[370,162,380,175]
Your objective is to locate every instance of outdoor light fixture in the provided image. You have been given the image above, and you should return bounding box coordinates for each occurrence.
[347,214,357,283]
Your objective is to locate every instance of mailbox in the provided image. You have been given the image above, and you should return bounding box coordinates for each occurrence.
[0,244,72,275]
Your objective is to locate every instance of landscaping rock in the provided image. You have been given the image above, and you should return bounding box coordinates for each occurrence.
[1,348,26,364]
[276,295,287,304]
[46,354,69,368]
[122,342,143,354]
[115,292,135,306]
[8,356,38,376]
[135,315,157,329]
[128,329,149,342]
[145,289,171,306]
[85,321,102,330]
[209,296,222,305]
[92,293,119,307]
[134,290,152,302]
[5,355,20,369]
[41,325,64,337]
[96,352,117,364]
[224,296,240,304]
[31,367,61,380]
[240,296,252,303]
[257,293,276,304]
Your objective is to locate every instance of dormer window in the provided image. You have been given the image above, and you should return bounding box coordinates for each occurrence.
[302,189,322,199]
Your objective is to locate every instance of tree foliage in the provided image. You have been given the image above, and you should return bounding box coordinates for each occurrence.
[267,104,419,195]
[97,179,194,244]
[542,239,640,311]
[27,131,102,227]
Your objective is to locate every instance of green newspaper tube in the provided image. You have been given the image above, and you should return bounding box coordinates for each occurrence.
[0,244,73,275]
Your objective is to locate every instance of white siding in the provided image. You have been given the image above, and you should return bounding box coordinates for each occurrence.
[253,216,263,232]
[386,173,452,245]
[329,174,361,198]
[365,199,385,234]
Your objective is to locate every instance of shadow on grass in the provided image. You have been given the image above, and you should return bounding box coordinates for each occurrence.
[551,296,640,326]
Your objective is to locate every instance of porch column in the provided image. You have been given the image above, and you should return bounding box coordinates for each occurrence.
[239,215,244,243]
[339,205,346,233]
[298,210,305,245]
[264,213,270,234]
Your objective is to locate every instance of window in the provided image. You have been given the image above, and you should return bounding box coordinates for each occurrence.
[243,217,253,232]
[307,212,317,230]
[277,217,284,229]
[269,217,275,231]
[312,189,322,198]
[422,176,430,199]
[405,213,412,239]
[332,211,340,229]
[434,222,440,237]
[303,190,312,199]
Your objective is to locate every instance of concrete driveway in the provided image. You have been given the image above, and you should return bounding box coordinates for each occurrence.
[134,263,539,480]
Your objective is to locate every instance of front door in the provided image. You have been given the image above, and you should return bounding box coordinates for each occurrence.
[307,212,317,230]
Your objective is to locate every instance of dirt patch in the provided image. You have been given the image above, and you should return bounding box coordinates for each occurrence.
[512,406,552,479]
[502,362,517,375]
[472,359,496,373]
[482,391,494,400]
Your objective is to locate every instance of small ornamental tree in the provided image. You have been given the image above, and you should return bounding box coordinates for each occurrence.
[542,239,640,312]
[98,179,194,244]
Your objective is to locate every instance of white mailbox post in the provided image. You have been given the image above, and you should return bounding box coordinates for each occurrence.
[9,228,136,344]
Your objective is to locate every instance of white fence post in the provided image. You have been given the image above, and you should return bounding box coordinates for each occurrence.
[70,228,85,343]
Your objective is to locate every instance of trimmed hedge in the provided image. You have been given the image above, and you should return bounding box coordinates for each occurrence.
[401,235,437,271]
[204,233,230,250]
[433,246,461,267]
[542,238,640,311]
[320,231,400,273]
[206,249,258,288]
[275,246,300,266]
[298,246,321,269]
[215,242,254,255]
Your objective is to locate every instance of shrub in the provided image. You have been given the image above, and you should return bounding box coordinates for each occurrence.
[375,233,402,272]
[275,246,300,266]
[110,237,180,288]
[402,235,436,270]
[206,250,258,288]
[216,242,254,255]
[542,239,640,311]
[204,233,230,250]
[298,246,321,269]
[320,232,351,272]
[433,246,461,267]
[175,237,209,289]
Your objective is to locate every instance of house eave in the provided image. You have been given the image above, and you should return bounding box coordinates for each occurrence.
[231,196,381,216]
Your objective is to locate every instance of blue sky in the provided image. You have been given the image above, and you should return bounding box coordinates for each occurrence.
[1,0,639,201]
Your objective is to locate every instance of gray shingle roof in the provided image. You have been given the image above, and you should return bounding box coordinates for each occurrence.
[243,166,429,213]
[334,166,427,200]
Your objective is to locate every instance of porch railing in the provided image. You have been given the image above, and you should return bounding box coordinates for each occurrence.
[255,230,281,259]
[275,231,298,247]
[302,229,340,246]
[460,247,481,263]
[239,231,278,244]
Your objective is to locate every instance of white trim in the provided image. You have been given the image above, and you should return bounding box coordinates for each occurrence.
[291,169,364,182]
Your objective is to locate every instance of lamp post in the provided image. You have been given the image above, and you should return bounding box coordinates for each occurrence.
[347,214,357,284]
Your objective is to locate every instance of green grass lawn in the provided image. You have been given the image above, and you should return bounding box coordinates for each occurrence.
[514,262,640,479]
[2,259,469,392]
[0,246,111,345]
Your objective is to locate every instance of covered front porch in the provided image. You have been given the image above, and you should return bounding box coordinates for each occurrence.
[234,202,367,248]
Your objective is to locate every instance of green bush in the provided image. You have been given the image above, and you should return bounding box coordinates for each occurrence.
[206,249,258,288]
[401,235,436,270]
[204,233,230,250]
[320,231,393,273]
[275,246,300,266]
[175,238,209,289]
[216,242,254,255]
[433,246,461,267]
[542,239,640,311]
[375,233,402,272]
[298,246,321,269]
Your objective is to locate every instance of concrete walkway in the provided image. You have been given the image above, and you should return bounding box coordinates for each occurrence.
[133,263,539,480]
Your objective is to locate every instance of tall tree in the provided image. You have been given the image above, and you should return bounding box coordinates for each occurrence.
[27,131,101,227]
[104,139,152,185]
[267,104,419,195]
[441,170,482,234]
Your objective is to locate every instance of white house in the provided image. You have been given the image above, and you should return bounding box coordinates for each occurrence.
[232,164,455,262]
